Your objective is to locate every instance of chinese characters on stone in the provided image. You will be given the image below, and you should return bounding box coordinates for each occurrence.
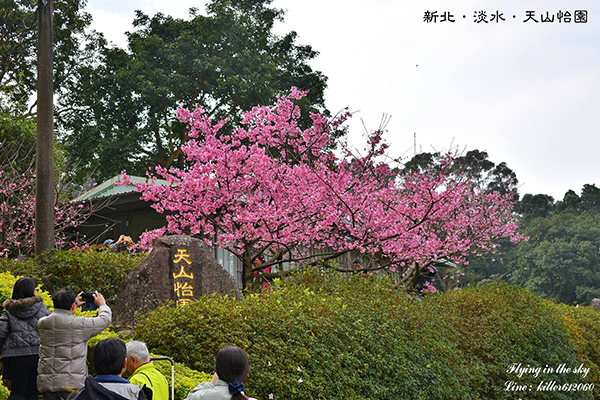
[423,10,588,24]
[172,248,194,306]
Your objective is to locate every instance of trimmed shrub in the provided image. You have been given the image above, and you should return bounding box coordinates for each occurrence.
[0,383,8,400]
[135,270,598,400]
[554,303,600,399]
[148,356,213,400]
[0,250,144,303]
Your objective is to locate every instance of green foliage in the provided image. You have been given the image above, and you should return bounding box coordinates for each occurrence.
[0,0,98,114]
[403,149,518,197]
[0,272,18,306]
[148,357,212,400]
[135,270,597,399]
[554,303,600,399]
[0,250,144,303]
[430,283,588,399]
[518,193,555,220]
[0,114,36,162]
[59,0,330,183]
[464,184,600,306]
[506,212,600,305]
[0,382,8,400]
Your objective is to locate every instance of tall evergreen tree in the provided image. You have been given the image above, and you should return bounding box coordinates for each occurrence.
[59,0,329,183]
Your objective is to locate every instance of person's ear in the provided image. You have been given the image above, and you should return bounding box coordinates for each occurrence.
[69,303,77,315]
[121,358,128,375]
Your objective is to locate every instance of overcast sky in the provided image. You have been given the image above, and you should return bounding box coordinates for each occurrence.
[86,0,600,200]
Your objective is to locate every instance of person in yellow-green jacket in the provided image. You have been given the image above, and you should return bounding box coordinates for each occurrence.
[126,341,169,400]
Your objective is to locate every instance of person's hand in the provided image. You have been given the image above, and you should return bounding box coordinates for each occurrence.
[211,372,219,386]
[116,235,134,246]
[75,292,86,308]
[93,291,106,306]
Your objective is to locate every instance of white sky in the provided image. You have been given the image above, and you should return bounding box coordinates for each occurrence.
[86,0,600,200]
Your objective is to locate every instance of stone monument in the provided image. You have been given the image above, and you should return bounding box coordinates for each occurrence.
[114,235,242,326]
[590,298,600,310]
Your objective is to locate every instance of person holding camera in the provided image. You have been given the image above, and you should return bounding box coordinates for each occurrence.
[103,235,134,253]
[37,288,111,400]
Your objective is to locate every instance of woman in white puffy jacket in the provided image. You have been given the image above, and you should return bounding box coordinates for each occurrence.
[185,346,256,400]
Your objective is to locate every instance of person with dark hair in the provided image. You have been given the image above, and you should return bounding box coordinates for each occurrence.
[353,258,364,271]
[0,277,50,400]
[184,346,256,400]
[72,338,146,400]
[252,254,271,290]
[37,288,111,400]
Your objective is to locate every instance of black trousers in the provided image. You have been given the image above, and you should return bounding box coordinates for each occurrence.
[2,355,39,400]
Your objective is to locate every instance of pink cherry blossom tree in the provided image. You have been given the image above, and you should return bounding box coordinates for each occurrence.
[124,88,523,290]
[0,141,101,256]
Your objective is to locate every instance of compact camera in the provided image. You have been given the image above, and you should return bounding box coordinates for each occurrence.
[80,292,98,311]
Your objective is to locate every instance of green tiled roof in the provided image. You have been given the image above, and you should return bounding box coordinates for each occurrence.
[74,175,171,201]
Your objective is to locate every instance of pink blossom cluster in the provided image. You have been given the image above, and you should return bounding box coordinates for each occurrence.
[125,89,523,282]
[0,163,87,256]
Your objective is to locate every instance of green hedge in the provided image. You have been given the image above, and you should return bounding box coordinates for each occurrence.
[554,302,600,398]
[135,271,600,400]
[0,250,144,303]
[147,356,213,400]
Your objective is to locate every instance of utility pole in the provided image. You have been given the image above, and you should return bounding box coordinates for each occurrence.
[414,132,417,156]
[35,0,54,255]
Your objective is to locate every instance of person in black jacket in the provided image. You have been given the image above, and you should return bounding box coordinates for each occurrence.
[0,277,50,400]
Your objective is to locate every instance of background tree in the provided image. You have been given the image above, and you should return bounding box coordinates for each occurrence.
[0,139,102,255]
[402,149,520,290]
[124,90,522,291]
[59,0,329,183]
[517,193,555,220]
[507,212,600,304]
[462,184,600,305]
[0,0,99,116]
[403,149,518,197]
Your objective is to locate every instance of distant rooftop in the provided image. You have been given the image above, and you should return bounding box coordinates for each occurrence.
[74,175,171,201]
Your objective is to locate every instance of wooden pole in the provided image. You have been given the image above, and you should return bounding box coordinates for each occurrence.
[35,0,54,255]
